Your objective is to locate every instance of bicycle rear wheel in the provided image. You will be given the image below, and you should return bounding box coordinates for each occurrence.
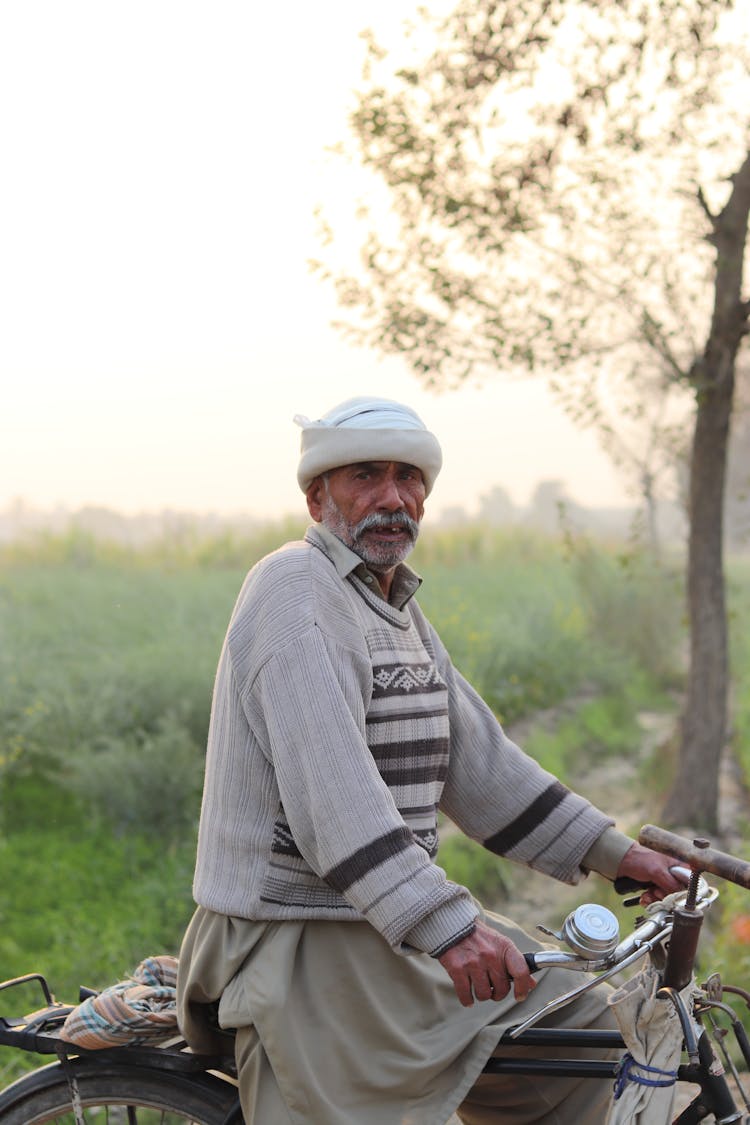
[0,1059,240,1124]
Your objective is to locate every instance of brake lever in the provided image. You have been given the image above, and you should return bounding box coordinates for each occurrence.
[613,876,653,907]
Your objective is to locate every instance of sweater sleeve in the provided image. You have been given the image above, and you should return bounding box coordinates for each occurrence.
[429,628,614,885]
[249,625,479,954]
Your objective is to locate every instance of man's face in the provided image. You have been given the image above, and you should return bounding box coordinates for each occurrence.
[307,461,425,572]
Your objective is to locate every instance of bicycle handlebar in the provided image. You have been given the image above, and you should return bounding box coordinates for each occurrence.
[639,824,750,889]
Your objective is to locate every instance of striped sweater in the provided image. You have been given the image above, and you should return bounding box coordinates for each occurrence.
[192,526,614,957]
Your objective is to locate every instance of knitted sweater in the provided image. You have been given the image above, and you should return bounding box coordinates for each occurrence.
[192,527,614,957]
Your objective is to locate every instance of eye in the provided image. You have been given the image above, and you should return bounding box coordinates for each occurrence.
[398,467,421,483]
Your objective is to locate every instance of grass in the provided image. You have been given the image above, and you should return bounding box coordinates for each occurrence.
[0,819,196,993]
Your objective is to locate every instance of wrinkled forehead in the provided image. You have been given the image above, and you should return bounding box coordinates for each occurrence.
[328,460,424,478]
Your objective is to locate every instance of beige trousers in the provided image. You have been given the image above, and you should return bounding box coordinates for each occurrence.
[236,988,619,1125]
[235,1025,295,1125]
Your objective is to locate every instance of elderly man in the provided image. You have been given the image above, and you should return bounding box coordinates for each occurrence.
[177,396,682,1125]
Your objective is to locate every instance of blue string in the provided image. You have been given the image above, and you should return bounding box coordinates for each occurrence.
[613,1053,678,1100]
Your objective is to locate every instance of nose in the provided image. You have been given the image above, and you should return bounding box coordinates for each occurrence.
[375,473,406,511]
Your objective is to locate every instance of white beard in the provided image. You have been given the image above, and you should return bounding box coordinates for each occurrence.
[320,495,419,572]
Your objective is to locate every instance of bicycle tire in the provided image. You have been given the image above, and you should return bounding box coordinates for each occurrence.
[0,1058,240,1124]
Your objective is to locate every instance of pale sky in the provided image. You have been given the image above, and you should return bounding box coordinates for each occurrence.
[1,0,633,523]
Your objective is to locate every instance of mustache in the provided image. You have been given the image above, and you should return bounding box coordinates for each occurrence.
[351,511,420,542]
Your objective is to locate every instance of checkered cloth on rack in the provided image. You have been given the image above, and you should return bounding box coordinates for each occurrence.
[60,955,179,1049]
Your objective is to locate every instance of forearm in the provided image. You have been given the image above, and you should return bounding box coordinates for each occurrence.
[582,826,635,880]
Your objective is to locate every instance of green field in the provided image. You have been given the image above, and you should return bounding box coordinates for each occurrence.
[1,523,749,1080]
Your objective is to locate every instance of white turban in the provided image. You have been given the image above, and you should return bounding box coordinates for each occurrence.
[294,396,443,495]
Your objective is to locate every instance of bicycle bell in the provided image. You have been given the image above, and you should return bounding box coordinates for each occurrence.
[560,903,620,958]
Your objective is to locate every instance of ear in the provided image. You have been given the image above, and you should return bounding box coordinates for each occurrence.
[306,477,325,522]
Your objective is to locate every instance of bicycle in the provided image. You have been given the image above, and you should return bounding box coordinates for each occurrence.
[1,824,749,1124]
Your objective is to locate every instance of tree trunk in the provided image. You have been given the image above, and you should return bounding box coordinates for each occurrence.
[662,150,750,832]
[662,380,732,831]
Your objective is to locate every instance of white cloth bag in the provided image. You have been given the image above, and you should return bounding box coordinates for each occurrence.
[606,966,699,1124]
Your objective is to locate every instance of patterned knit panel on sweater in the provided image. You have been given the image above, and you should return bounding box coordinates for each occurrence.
[260,572,450,912]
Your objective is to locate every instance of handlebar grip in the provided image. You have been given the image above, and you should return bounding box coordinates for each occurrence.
[524,953,539,973]
[639,824,750,889]
[613,876,653,894]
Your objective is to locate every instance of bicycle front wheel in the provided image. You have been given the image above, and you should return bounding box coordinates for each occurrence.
[0,1058,240,1124]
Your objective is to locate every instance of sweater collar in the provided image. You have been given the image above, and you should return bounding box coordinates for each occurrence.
[306,524,422,610]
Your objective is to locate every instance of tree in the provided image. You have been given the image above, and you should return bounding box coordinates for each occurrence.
[725,364,750,549]
[314,0,750,830]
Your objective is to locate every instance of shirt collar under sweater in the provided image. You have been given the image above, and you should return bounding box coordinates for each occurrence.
[306,523,422,610]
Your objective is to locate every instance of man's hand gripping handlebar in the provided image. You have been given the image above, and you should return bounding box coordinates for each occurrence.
[438,829,689,1007]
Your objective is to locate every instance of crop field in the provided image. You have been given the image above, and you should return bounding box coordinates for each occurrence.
[1,523,749,1080]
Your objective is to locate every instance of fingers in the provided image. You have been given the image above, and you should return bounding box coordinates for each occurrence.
[472,971,499,1003]
[451,967,513,1007]
[451,971,476,1008]
[640,862,690,904]
[504,947,536,1003]
[438,924,536,1006]
[453,964,533,1006]
[617,843,693,902]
